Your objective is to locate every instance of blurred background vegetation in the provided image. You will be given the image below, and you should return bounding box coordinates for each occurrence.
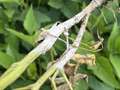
[0,0,120,90]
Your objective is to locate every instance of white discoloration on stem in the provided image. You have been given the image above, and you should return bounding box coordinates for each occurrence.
[33,0,105,54]
[31,14,90,90]
[56,14,90,70]
[0,0,105,90]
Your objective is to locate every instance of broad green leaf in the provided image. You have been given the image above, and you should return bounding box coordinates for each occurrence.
[6,45,18,60]
[108,23,120,53]
[77,31,95,54]
[5,33,19,53]
[88,55,120,88]
[27,63,37,80]
[0,8,8,25]
[4,9,15,19]
[107,0,119,10]
[24,6,39,34]
[101,7,115,24]
[7,28,35,45]
[61,1,79,18]
[40,85,51,90]
[89,14,103,29]
[0,44,6,51]
[71,0,82,3]
[34,10,51,25]
[89,76,114,90]
[48,0,64,9]
[5,33,22,61]
[0,0,21,4]
[54,40,66,53]
[40,53,52,70]
[89,13,107,33]
[0,20,4,33]
[0,51,15,68]
[74,79,88,90]
[9,79,33,89]
[6,45,23,61]
[82,31,94,43]
[110,54,120,79]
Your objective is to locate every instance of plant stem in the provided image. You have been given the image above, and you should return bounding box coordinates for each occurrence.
[31,64,57,90]
[0,49,40,90]
[14,64,57,90]
[0,0,105,89]
[22,13,90,90]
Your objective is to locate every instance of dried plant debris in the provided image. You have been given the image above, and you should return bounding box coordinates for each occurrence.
[72,54,96,66]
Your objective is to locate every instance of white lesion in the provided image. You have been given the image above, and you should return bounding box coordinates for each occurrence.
[35,22,60,44]
[35,22,71,47]
[63,29,70,50]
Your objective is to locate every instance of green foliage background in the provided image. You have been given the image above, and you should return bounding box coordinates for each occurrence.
[0,0,120,90]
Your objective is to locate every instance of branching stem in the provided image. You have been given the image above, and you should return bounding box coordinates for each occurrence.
[0,0,105,89]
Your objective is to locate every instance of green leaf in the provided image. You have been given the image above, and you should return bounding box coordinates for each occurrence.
[0,9,8,29]
[77,30,95,54]
[71,0,82,3]
[5,33,20,60]
[0,20,4,33]
[54,40,66,53]
[74,79,88,90]
[40,85,51,90]
[61,1,79,18]
[110,54,120,79]
[0,0,21,4]
[89,13,107,33]
[48,0,64,9]
[108,22,120,53]
[9,79,33,89]
[0,44,6,51]
[88,55,120,88]
[0,51,15,69]
[4,9,15,19]
[34,10,51,25]
[89,14,103,29]
[101,7,115,24]
[6,32,19,49]
[6,44,23,61]
[7,28,35,45]
[107,0,119,10]
[24,6,39,34]
[82,31,94,43]
[27,62,37,80]
[89,76,114,90]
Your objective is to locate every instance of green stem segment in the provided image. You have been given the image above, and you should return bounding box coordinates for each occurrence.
[0,49,40,90]
[14,64,57,90]
[31,64,57,90]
